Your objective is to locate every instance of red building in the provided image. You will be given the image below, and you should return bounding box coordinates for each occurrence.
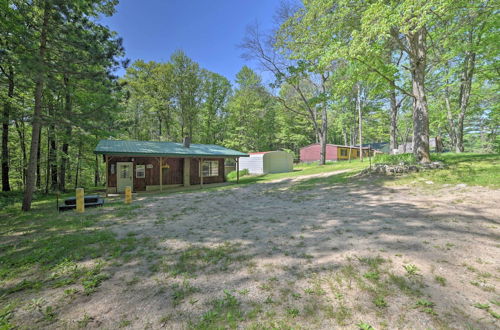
[299,143,371,162]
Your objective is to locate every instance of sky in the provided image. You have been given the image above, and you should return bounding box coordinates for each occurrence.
[100,0,282,83]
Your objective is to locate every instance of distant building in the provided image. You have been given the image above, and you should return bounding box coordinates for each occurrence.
[395,137,443,154]
[300,143,371,163]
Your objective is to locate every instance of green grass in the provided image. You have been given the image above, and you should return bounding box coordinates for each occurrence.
[0,193,144,326]
[227,159,369,185]
[374,153,417,164]
[388,153,500,188]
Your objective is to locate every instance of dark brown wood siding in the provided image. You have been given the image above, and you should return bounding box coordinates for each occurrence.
[106,156,225,191]
[189,158,225,185]
[161,158,183,185]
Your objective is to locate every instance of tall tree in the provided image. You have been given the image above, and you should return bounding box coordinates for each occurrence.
[278,0,466,163]
[17,0,123,210]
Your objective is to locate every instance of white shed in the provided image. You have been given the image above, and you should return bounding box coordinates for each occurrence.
[239,151,293,175]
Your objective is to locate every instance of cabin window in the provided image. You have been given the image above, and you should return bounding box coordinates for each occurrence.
[135,165,145,178]
[340,149,348,156]
[201,160,219,177]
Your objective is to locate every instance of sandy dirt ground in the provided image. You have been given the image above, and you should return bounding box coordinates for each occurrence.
[16,172,500,329]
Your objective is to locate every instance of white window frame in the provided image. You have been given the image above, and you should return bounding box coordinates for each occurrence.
[135,165,145,178]
[200,160,219,177]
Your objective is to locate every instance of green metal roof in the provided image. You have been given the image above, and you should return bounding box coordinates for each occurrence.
[94,140,248,157]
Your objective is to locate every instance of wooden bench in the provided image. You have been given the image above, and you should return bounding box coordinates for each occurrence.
[59,195,105,212]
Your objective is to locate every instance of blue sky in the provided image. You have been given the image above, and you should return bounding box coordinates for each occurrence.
[100,0,282,83]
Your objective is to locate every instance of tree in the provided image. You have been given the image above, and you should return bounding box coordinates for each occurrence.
[199,70,232,144]
[278,0,472,163]
[242,22,334,164]
[14,0,123,210]
[225,66,276,152]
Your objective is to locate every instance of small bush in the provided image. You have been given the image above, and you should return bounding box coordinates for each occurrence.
[227,169,250,180]
[374,153,417,165]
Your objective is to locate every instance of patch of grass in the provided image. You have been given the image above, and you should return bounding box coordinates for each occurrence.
[0,302,16,329]
[403,264,419,276]
[357,322,375,330]
[434,275,446,286]
[291,171,361,191]
[387,153,500,188]
[374,153,417,165]
[388,274,422,296]
[286,307,299,317]
[363,271,380,281]
[373,296,388,308]
[226,169,249,181]
[167,242,247,277]
[81,263,110,295]
[194,290,244,329]
[227,159,368,185]
[415,299,437,315]
[172,280,199,306]
[473,303,490,310]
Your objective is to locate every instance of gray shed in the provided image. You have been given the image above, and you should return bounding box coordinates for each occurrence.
[239,151,293,174]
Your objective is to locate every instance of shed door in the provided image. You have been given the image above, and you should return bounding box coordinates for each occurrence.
[117,162,133,193]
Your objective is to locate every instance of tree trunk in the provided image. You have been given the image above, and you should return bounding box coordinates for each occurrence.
[1,67,14,191]
[59,75,72,192]
[94,154,100,187]
[45,126,50,194]
[357,83,363,161]
[455,52,476,153]
[389,89,399,154]
[47,99,58,191]
[406,28,431,163]
[74,141,82,187]
[444,85,458,149]
[36,129,42,188]
[14,120,27,187]
[319,105,328,165]
[22,1,50,211]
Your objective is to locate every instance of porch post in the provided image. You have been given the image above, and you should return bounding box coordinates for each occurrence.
[236,157,239,184]
[159,157,163,192]
[105,154,108,197]
[183,157,191,187]
[200,158,204,188]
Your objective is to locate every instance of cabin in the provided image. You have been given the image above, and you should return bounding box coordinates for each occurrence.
[94,139,248,193]
[300,143,372,163]
[239,151,293,174]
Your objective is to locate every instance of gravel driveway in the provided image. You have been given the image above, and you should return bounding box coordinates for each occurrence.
[56,171,500,329]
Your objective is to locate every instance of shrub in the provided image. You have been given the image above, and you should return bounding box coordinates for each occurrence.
[227,169,250,180]
[374,153,417,165]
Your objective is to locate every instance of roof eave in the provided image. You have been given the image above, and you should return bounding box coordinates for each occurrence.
[94,151,249,157]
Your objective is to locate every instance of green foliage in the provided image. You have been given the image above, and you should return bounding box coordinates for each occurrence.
[374,153,417,165]
[357,322,375,330]
[403,264,419,276]
[194,290,244,329]
[390,153,500,188]
[226,169,249,181]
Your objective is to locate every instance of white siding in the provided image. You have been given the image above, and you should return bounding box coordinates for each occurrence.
[239,154,264,174]
[263,151,293,174]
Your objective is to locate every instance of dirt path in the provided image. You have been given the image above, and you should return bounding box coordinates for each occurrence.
[32,172,500,328]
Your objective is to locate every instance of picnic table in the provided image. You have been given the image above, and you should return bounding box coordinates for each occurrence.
[58,195,104,211]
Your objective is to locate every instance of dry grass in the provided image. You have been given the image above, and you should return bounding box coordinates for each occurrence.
[1,163,499,329]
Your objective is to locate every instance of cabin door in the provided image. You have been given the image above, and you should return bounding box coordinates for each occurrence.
[116,162,133,193]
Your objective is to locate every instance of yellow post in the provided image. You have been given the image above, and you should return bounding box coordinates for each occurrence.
[76,188,84,213]
[125,186,132,204]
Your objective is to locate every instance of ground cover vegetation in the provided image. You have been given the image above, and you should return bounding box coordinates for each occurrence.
[0,0,498,211]
[0,155,498,328]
